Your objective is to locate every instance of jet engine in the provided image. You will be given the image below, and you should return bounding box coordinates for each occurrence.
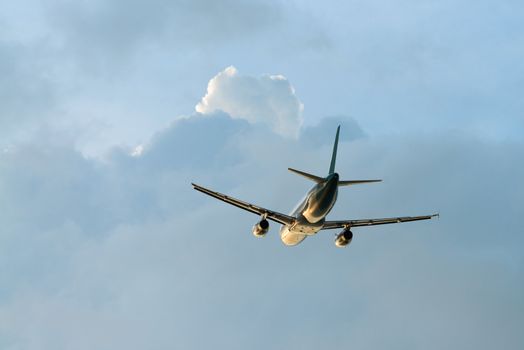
[335,229,353,247]
[252,219,269,237]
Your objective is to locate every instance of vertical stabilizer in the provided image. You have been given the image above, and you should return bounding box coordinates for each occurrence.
[329,126,340,174]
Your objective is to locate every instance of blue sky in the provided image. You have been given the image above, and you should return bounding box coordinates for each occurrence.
[0,1,523,349]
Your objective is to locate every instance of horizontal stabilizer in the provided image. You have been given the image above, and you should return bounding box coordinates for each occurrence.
[338,179,382,186]
[288,168,324,183]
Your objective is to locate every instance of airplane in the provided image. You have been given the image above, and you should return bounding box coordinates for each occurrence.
[192,126,438,247]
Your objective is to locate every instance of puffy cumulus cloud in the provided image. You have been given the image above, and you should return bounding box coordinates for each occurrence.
[196,66,304,138]
[0,112,523,349]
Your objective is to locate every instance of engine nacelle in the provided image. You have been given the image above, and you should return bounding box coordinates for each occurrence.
[252,219,269,237]
[335,229,353,247]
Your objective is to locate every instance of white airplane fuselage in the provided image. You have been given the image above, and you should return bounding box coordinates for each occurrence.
[280,173,339,246]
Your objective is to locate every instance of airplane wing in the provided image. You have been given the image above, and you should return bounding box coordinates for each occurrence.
[192,183,296,226]
[322,214,439,230]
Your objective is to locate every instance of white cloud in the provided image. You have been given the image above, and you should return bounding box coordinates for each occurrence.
[196,66,304,138]
[130,144,144,157]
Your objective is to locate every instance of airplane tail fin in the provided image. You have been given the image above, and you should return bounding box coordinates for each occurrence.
[329,125,340,174]
[288,168,324,183]
[329,126,382,185]
[289,126,381,186]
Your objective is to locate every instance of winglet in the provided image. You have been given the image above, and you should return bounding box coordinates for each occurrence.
[329,125,340,174]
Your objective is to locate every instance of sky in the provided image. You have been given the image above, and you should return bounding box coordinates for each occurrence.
[0,0,523,349]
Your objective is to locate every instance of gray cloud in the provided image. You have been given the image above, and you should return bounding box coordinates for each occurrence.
[47,0,281,70]
[0,112,522,349]
[0,41,56,138]
[122,111,250,171]
[301,115,365,147]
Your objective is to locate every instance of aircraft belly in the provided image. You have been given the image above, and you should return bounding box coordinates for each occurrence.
[292,222,323,235]
[279,221,323,246]
[279,226,306,246]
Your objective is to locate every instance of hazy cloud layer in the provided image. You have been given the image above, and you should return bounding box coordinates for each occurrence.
[196,66,304,138]
[0,41,56,137]
[0,110,523,349]
[47,0,281,68]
